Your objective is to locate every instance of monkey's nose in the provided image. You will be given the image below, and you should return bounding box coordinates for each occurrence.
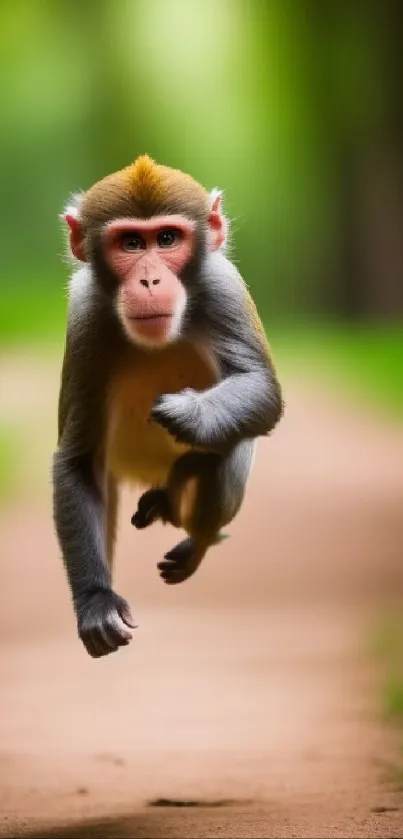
[140,278,161,288]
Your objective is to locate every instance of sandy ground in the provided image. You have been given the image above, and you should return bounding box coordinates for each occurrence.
[0,357,403,837]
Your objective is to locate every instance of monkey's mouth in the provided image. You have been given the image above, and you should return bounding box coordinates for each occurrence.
[128,314,172,321]
[126,313,174,344]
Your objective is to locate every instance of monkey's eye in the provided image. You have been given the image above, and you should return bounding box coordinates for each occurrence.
[120,232,146,251]
[157,228,181,248]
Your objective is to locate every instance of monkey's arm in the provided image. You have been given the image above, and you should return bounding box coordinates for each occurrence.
[152,257,283,449]
[53,327,135,658]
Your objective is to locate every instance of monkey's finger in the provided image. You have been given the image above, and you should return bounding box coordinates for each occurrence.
[114,607,137,631]
[83,630,114,658]
[82,615,131,656]
[103,621,132,649]
[99,620,128,650]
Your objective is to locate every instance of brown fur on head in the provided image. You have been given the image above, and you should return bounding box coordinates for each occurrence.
[80,155,210,229]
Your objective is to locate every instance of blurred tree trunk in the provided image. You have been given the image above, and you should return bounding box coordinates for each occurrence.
[338,142,403,320]
[65,0,144,180]
[335,1,403,320]
[309,0,403,320]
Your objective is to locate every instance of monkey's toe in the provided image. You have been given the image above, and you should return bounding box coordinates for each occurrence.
[164,537,194,561]
[131,506,159,529]
[158,561,193,584]
[157,537,198,584]
[131,488,168,529]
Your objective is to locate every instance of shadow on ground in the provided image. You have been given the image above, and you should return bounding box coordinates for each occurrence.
[20,802,265,839]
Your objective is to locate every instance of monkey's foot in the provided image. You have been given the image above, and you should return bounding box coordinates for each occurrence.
[131,488,170,529]
[158,537,203,585]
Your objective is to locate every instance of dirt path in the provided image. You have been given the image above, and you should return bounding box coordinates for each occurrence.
[0,358,403,837]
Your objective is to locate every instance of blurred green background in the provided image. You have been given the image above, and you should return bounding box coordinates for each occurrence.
[0,0,402,414]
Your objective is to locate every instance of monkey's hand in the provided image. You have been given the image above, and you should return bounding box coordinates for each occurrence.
[152,368,282,449]
[151,387,241,449]
[75,589,136,658]
[151,389,205,446]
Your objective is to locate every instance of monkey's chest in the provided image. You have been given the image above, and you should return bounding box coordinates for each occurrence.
[106,343,218,487]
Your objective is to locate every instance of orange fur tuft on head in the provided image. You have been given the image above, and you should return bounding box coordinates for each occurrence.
[81,155,211,228]
[123,155,165,208]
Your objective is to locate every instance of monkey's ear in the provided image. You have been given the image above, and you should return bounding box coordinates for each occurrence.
[207,189,228,251]
[60,194,87,262]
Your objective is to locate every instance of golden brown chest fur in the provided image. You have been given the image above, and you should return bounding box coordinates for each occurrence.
[106,341,219,487]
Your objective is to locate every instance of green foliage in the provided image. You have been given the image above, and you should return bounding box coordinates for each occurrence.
[371,614,403,791]
[0,282,66,347]
[372,615,403,728]
[384,675,403,720]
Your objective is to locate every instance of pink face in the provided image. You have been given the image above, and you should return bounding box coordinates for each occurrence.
[64,195,226,349]
[101,216,195,347]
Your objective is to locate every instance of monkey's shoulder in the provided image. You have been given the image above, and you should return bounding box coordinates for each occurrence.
[242,287,272,356]
[211,254,272,358]
[105,341,219,485]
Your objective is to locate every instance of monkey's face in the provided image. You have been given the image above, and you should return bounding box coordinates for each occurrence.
[63,156,228,349]
[101,216,195,348]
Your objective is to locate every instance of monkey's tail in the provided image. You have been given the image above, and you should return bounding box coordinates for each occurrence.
[213,531,230,545]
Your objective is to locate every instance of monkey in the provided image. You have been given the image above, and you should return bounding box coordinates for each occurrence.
[52,154,283,658]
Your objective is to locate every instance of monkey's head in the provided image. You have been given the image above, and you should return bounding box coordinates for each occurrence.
[63,155,228,348]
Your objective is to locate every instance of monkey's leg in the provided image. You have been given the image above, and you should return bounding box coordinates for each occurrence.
[159,440,255,585]
[131,488,171,530]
